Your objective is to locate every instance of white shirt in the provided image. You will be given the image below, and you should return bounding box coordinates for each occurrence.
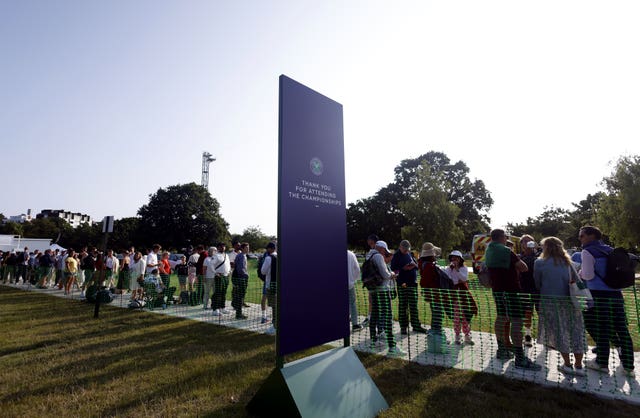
[203,256,218,279]
[214,252,231,276]
[146,251,158,274]
[106,256,115,269]
[228,251,237,264]
[261,252,277,287]
[188,253,200,265]
[130,258,146,277]
[445,265,469,285]
[347,250,360,289]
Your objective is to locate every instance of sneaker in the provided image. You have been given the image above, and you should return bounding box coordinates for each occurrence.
[352,324,363,332]
[260,317,269,324]
[496,348,514,360]
[574,366,587,377]
[464,335,475,346]
[387,346,407,358]
[236,314,248,320]
[455,335,462,345]
[220,308,231,315]
[584,359,608,373]
[524,335,533,347]
[243,302,251,308]
[413,326,428,334]
[265,326,276,335]
[515,358,542,371]
[212,309,221,316]
[558,364,575,375]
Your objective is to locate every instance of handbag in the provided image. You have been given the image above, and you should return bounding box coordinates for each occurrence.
[568,264,593,310]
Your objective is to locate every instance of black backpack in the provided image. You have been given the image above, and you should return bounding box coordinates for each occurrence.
[594,247,638,289]
[361,255,383,290]
[258,252,273,282]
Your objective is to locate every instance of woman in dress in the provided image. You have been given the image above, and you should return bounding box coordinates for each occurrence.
[534,237,586,376]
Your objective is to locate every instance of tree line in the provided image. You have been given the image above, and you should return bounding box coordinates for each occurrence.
[2,154,638,253]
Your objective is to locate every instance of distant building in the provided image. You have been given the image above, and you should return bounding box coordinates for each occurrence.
[36,209,92,228]
[6,209,33,223]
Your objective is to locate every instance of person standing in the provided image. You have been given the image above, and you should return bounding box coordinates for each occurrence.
[38,249,54,288]
[211,242,231,316]
[368,241,406,357]
[418,242,444,335]
[446,250,477,345]
[202,247,218,310]
[146,244,161,275]
[519,235,539,347]
[261,242,278,335]
[534,237,586,376]
[129,251,146,301]
[17,247,29,284]
[232,243,250,319]
[579,226,635,376]
[391,240,426,335]
[347,249,363,331]
[174,255,189,303]
[104,249,119,289]
[486,229,540,370]
[158,252,171,288]
[63,249,78,296]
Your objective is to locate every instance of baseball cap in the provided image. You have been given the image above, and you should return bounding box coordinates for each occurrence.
[375,240,390,254]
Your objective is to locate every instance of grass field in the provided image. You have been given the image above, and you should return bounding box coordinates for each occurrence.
[1,286,640,417]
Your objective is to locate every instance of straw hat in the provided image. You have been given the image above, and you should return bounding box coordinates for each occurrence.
[420,242,441,258]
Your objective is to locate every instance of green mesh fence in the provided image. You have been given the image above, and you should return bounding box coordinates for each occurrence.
[3,258,640,403]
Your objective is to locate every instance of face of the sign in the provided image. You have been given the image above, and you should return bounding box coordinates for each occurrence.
[277,75,348,356]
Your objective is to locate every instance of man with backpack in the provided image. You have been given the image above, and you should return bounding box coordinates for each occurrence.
[579,226,635,376]
[364,240,406,358]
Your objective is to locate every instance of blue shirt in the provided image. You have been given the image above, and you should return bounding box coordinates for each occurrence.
[533,257,570,297]
[390,251,418,287]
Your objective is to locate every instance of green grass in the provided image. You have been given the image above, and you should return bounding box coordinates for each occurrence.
[1,286,640,417]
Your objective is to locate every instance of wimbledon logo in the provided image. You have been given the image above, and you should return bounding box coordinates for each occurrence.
[310,157,324,176]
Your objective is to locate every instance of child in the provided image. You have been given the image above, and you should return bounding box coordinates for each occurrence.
[445,250,477,345]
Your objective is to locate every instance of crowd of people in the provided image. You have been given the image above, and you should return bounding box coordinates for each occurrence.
[353,226,637,375]
[2,225,637,374]
[0,240,278,334]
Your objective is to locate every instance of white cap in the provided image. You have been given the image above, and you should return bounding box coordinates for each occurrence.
[527,241,536,248]
[375,240,390,254]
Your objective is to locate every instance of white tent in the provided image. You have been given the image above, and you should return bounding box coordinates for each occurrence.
[49,243,66,252]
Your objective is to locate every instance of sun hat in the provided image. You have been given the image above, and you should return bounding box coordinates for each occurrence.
[448,250,464,261]
[420,242,441,258]
[375,240,390,254]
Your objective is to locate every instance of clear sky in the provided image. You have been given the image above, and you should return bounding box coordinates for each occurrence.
[1,1,639,237]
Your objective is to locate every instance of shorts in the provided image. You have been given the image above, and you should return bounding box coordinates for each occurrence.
[493,291,524,320]
[178,275,187,285]
[262,281,268,296]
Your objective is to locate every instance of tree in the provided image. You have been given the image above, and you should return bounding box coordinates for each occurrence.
[0,220,23,236]
[346,151,492,250]
[109,217,142,251]
[236,226,271,251]
[137,183,230,249]
[506,206,573,243]
[598,156,640,250]
[23,218,72,243]
[399,165,463,252]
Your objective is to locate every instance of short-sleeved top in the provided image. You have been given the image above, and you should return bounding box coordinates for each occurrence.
[488,251,521,292]
[65,257,78,273]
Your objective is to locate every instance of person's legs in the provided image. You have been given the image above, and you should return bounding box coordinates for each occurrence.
[408,286,422,330]
[610,291,635,370]
[369,290,380,340]
[590,290,612,368]
[398,286,409,331]
[431,301,443,333]
[348,286,359,326]
[381,290,395,348]
[203,276,214,308]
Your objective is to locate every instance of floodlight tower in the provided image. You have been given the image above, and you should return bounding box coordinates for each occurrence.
[201,152,216,190]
